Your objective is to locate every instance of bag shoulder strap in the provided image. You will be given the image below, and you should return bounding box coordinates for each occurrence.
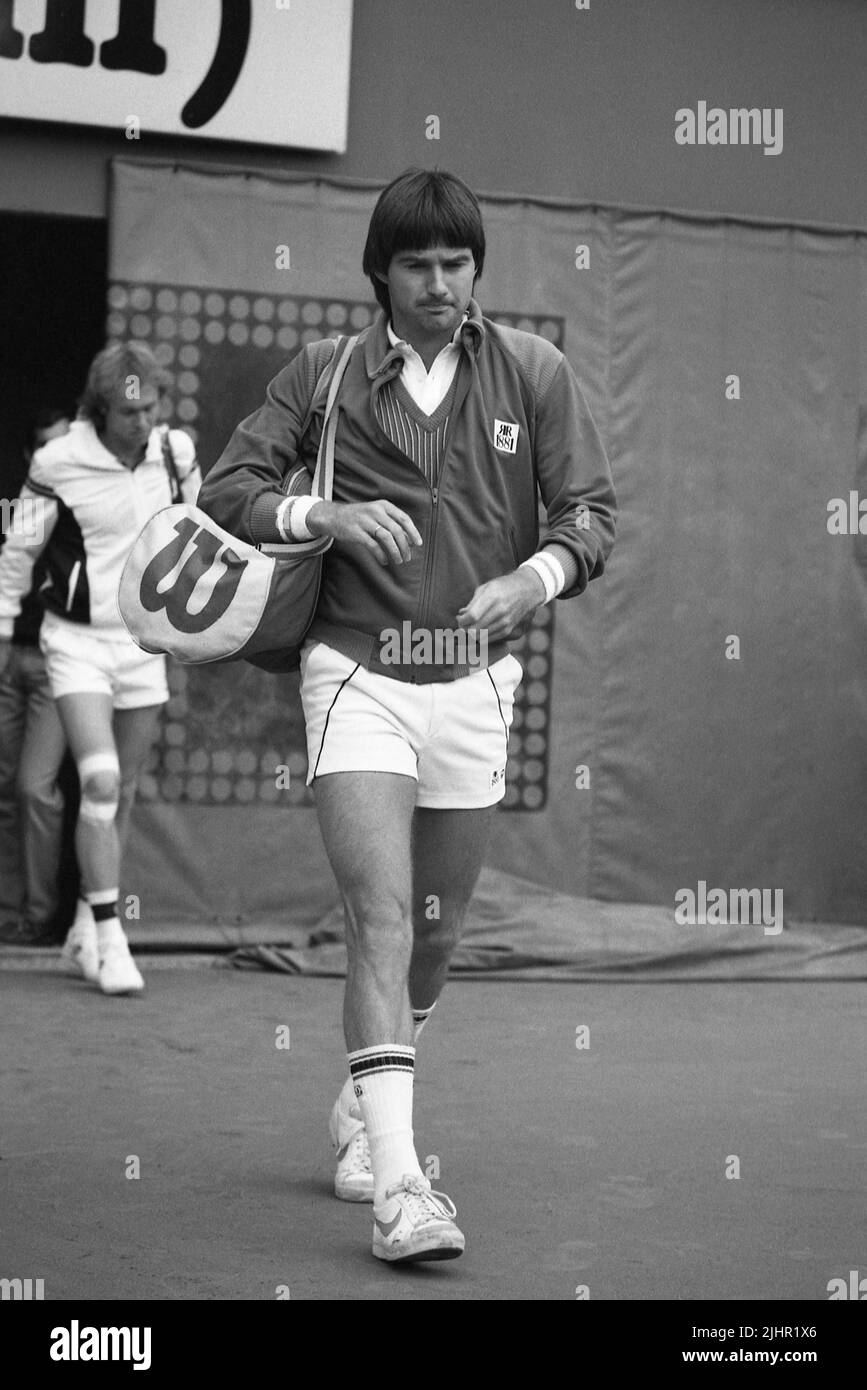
[298,331,360,443]
[159,425,183,503]
[309,334,358,503]
[298,338,340,440]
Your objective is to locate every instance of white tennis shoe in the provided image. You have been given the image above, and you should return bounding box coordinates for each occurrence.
[329,1093,374,1202]
[97,935,144,995]
[60,901,100,983]
[372,1174,465,1263]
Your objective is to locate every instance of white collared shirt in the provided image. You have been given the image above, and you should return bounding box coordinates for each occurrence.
[386,315,468,415]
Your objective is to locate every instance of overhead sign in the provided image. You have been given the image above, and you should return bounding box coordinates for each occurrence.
[0,0,353,152]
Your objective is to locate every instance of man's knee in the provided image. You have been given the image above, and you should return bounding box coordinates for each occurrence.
[78,752,121,825]
[343,882,412,950]
[346,882,411,925]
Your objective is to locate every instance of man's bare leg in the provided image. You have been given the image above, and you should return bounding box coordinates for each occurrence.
[409,803,496,1009]
[313,770,465,1256]
[313,770,417,1049]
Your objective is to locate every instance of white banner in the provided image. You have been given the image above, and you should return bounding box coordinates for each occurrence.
[0,0,353,151]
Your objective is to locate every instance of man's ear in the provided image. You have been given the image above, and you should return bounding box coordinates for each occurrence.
[374,270,389,284]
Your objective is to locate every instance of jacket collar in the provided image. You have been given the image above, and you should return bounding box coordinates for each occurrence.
[78,418,165,470]
[364,298,486,379]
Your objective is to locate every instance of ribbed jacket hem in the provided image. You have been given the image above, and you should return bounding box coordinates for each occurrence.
[307,618,510,684]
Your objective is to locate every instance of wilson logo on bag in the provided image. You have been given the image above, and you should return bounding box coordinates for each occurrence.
[120,504,295,664]
[139,515,249,634]
[118,333,358,672]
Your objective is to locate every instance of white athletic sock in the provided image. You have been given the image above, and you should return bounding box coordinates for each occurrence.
[86,889,124,952]
[339,1004,437,1119]
[96,919,126,951]
[412,1002,437,1042]
[348,1045,423,1205]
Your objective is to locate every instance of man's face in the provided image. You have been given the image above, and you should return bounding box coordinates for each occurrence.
[379,245,476,344]
[102,382,160,451]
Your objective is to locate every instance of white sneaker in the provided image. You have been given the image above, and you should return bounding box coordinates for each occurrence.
[372,1174,465,1263]
[60,903,100,983]
[98,936,144,995]
[329,1093,374,1202]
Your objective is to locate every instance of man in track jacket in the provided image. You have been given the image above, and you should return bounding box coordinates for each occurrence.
[199,167,616,1265]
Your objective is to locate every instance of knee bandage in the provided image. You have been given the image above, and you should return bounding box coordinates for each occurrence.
[78,751,121,825]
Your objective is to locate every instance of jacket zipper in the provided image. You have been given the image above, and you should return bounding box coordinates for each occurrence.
[415,483,439,654]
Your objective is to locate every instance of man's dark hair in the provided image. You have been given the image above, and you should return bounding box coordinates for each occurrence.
[362,168,486,317]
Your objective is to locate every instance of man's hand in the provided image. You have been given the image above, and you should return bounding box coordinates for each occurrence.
[308,500,423,568]
[456,569,546,642]
[0,639,13,680]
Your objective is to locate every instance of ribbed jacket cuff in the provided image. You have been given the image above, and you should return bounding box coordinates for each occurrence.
[543,542,580,592]
[249,492,289,544]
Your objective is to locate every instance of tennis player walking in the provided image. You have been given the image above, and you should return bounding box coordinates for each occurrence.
[0,343,199,994]
[199,169,616,1263]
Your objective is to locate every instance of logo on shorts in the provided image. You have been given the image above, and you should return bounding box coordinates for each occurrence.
[493,420,519,454]
[490,766,506,788]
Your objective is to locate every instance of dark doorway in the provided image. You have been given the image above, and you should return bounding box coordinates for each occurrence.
[0,213,107,938]
[0,212,107,497]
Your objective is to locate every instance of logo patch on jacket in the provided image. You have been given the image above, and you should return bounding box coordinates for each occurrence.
[493,419,519,454]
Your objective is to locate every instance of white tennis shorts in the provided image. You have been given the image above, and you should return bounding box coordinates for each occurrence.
[299,639,523,808]
[40,612,169,710]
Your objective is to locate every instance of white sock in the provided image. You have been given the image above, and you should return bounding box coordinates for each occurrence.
[85,889,124,953]
[95,918,126,953]
[412,1002,437,1042]
[339,1004,437,1117]
[348,1045,423,1205]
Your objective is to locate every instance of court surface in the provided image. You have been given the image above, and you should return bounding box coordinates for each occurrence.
[0,963,863,1301]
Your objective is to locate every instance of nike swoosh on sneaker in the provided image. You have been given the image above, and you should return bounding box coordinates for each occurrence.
[374,1211,402,1237]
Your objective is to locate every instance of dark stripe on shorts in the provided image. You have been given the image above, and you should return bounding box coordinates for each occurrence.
[486,666,510,740]
[311,662,361,779]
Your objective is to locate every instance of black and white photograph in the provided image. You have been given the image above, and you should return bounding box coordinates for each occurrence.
[0,0,865,1348]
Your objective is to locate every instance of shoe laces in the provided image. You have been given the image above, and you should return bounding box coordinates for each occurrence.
[345,1130,371,1174]
[389,1174,457,1222]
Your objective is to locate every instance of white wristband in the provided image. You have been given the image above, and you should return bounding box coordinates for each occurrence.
[518,553,565,604]
[287,495,321,540]
[274,497,294,543]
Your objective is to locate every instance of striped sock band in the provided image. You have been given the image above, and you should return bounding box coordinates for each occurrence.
[349,1044,415,1095]
[86,888,118,923]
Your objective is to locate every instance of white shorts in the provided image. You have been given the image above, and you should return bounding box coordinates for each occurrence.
[299,640,523,808]
[40,612,169,710]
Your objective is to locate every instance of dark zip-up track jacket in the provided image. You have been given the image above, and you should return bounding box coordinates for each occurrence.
[198,300,616,683]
